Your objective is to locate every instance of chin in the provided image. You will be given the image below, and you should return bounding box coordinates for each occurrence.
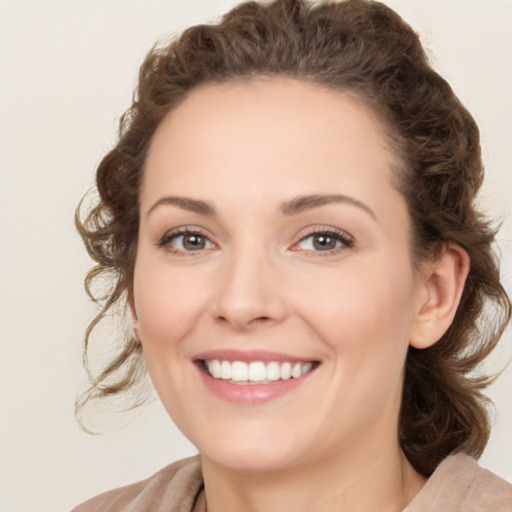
[188,420,310,473]
[201,442,301,474]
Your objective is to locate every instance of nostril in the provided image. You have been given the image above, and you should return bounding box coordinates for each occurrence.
[215,314,274,330]
[253,316,271,323]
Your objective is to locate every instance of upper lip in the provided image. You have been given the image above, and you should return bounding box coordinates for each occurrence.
[193,349,318,364]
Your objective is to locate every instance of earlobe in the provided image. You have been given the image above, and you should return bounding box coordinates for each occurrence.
[410,244,470,349]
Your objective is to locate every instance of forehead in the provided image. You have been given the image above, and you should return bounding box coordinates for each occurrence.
[142,77,402,212]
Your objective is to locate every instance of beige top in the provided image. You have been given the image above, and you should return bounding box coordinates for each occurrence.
[72,453,512,511]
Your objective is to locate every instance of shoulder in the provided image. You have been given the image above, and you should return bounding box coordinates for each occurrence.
[406,453,512,511]
[71,455,203,512]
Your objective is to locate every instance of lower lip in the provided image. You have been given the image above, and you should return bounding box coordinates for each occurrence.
[197,365,314,405]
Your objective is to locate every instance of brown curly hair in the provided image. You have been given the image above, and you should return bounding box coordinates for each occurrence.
[76,0,510,476]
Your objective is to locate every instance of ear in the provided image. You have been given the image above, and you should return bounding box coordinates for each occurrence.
[127,290,142,342]
[409,244,470,349]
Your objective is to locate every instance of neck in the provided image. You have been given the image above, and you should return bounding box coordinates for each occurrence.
[201,437,425,512]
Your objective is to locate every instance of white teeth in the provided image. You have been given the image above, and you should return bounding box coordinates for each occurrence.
[302,362,313,375]
[231,361,248,382]
[221,360,231,380]
[266,361,281,381]
[291,363,302,379]
[248,361,266,381]
[208,360,222,378]
[205,359,315,383]
[280,362,291,380]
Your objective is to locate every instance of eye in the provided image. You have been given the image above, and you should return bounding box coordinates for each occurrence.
[294,229,353,253]
[159,229,215,253]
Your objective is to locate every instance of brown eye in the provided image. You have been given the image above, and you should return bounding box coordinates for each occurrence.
[295,230,354,253]
[312,234,338,251]
[181,233,206,250]
[160,230,214,253]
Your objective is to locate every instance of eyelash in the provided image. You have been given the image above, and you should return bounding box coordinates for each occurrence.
[157,228,214,255]
[293,228,354,255]
[157,227,354,255]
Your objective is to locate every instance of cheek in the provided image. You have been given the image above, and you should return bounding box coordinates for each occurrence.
[132,260,209,349]
[297,265,417,427]
[294,259,417,365]
[131,260,211,420]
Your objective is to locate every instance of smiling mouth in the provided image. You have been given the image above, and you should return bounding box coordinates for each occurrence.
[201,359,318,385]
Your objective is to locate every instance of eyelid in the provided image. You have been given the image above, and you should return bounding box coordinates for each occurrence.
[157,226,217,254]
[155,224,354,255]
[291,226,355,254]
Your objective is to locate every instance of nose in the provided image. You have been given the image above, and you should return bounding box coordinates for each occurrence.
[211,248,287,331]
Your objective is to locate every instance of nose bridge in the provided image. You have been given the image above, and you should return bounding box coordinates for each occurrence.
[212,239,286,330]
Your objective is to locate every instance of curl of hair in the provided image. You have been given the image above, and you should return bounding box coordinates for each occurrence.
[76,0,511,474]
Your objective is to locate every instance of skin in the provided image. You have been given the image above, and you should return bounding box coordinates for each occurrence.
[131,78,468,512]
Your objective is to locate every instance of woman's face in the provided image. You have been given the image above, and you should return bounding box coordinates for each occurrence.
[133,78,427,473]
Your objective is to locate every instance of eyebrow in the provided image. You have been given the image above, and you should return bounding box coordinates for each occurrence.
[147,196,216,217]
[146,193,375,219]
[280,194,376,219]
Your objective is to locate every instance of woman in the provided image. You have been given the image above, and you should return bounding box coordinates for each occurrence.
[73,0,512,510]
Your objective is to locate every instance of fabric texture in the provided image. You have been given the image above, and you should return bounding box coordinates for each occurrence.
[71,456,205,512]
[72,453,512,511]
[404,453,512,511]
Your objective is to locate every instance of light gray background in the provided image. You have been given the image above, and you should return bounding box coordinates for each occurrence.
[1,1,511,511]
